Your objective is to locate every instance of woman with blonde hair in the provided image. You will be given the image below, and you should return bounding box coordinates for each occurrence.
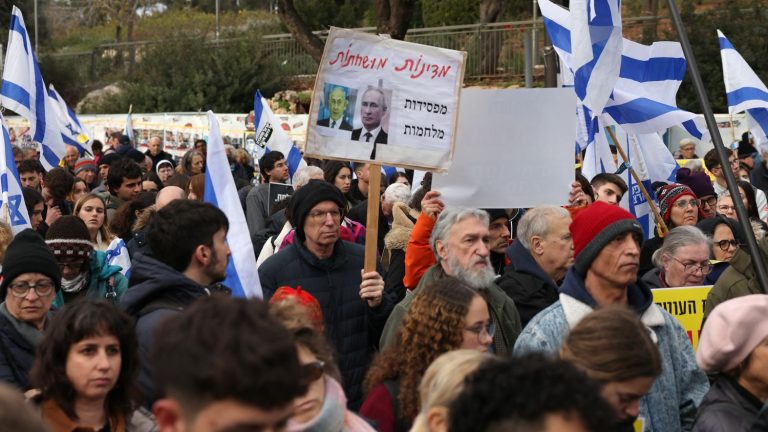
[560,307,662,430]
[74,194,115,251]
[410,350,489,432]
[360,277,494,432]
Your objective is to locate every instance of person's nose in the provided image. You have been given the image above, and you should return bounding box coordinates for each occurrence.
[624,400,641,419]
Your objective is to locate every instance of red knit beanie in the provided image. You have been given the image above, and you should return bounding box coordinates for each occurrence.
[570,201,643,275]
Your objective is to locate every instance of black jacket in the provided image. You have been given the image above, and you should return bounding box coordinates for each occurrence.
[258,238,396,409]
[0,313,35,391]
[497,241,559,327]
[144,150,175,170]
[347,200,388,254]
[121,254,210,406]
[693,376,763,432]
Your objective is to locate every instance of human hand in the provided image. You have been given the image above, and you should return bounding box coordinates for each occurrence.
[360,270,385,308]
[421,190,445,219]
[45,206,61,226]
[568,181,589,208]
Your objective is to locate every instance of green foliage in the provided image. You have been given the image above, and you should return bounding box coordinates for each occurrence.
[79,33,283,113]
[420,0,479,27]
[0,0,51,48]
[288,0,373,30]
[674,0,768,113]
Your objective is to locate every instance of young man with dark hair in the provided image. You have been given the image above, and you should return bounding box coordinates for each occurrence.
[40,168,75,232]
[245,151,289,235]
[101,158,143,220]
[449,354,615,432]
[121,199,231,406]
[18,159,45,191]
[22,187,44,231]
[151,296,307,432]
[705,148,768,219]
[590,173,628,206]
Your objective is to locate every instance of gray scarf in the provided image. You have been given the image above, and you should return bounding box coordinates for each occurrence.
[0,302,45,347]
[61,271,89,293]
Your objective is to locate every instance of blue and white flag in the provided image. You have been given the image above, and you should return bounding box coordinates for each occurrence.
[47,84,89,155]
[581,117,616,181]
[253,90,307,183]
[105,237,132,278]
[124,110,134,144]
[204,111,262,298]
[615,129,658,239]
[569,0,623,118]
[718,30,768,147]
[0,112,31,234]
[0,6,67,170]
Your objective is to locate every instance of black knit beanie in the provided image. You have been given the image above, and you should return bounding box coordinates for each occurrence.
[289,179,346,240]
[484,209,508,223]
[1,229,62,298]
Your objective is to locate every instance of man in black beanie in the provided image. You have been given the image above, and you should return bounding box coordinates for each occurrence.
[0,229,61,390]
[258,179,394,409]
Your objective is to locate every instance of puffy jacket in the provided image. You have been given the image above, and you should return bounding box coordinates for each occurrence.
[120,254,210,406]
[0,311,36,391]
[514,268,709,432]
[693,376,762,432]
[403,213,436,289]
[380,265,522,355]
[259,239,396,409]
[52,250,129,309]
[497,241,559,327]
[705,237,768,320]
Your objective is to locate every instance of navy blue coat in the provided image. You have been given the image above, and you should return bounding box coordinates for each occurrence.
[0,313,36,391]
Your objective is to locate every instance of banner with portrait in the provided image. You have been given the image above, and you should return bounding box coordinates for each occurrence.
[305,27,466,171]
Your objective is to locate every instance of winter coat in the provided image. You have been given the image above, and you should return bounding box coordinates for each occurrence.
[752,162,768,198]
[0,312,35,390]
[379,265,522,355]
[497,241,559,327]
[259,239,396,409]
[52,250,129,309]
[514,268,709,432]
[641,268,667,289]
[347,200,388,253]
[382,203,419,302]
[403,213,436,290]
[693,376,762,432]
[120,254,210,406]
[245,183,271,236]
[705,237,768,320]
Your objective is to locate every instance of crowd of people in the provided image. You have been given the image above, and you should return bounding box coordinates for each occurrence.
[0,129,767,431]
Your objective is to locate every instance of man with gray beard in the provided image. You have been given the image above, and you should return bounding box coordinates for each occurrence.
[379,206,522,354]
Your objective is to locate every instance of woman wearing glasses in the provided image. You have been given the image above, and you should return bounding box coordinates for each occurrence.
[696,216,743,284]
[643,226,712,288]
[639,184,700,276]
[360,278,493,432]
[0,229,62,391]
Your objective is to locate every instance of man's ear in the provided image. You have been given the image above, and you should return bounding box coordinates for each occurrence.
[530,236,544,256]
[194,244,210,266]
[153,399,183,432]
[436,240,448,262]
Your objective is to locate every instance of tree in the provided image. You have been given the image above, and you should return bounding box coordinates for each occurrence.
[277,0,324,62]
[375,0,416,40]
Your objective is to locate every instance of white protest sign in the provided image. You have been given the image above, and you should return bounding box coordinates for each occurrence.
[305,27,466,171]
[433,88,576,208]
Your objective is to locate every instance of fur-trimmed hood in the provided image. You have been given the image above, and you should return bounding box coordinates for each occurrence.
[383,202,419,251]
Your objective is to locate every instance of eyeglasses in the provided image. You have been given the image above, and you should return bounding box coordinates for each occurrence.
[714,239,739,251]
[8,280,55,298]
[308,209,341,222]
[674,199,699,209]
[700,197,717,207]
[670,256,712,275]
[301,360,325,384]
[57,259,86,271]
[717,205,736,213]
[464,322,496,342]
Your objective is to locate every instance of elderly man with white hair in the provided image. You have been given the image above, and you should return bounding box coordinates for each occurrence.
[348,179,412,253]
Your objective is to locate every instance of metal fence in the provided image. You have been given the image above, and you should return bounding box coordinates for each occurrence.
[42,16,671,83]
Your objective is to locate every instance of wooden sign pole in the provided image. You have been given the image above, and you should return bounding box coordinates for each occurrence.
[364,165,382,273]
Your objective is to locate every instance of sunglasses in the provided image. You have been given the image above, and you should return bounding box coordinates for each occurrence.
[301,360,325,384]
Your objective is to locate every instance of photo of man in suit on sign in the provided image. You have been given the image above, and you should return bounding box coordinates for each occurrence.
[351,87,389,159]
[317,85,354,131]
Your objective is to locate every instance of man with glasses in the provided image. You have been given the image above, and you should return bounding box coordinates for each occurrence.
[705,149,768,220]
[677,168,717,219]
[259,180,394,409]
[515,201,709,431]
[0,229,61,390]
[44,216,128,308]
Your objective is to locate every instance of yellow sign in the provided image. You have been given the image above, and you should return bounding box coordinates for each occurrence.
[652,286,712,350]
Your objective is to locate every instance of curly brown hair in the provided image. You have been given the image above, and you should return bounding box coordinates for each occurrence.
[363,277,482,420]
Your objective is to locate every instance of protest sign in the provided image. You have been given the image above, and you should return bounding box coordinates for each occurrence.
[268,183,294,215]
[432,88,576,208]
[652,286,712,350]
[305,27,466,171]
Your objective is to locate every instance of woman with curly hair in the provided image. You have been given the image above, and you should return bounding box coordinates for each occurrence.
[359,277,493,432]
[176,149,205,176]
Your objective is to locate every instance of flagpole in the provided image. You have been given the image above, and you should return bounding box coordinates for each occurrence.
[666,0,768,294]
[605,126,668,237]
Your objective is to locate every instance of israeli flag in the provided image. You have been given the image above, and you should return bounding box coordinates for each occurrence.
[718,30,768,147]
[47,85,89,155]
[204,111,262,298]
[570,0,623,118]
[581,117,617,181]
[0,112,31,234]
[253,90,307,183]
[105,237,132,278]
[0,6,67,170]
[124,111,134,144]
[615,129,658,239]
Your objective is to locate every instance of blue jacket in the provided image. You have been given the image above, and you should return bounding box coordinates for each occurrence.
[514,268,709,432]
[52,250,128,309]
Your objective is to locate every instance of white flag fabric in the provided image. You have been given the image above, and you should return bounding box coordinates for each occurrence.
[253,90,307,182]
[104,237,132,278]
[0,112,31,234]
[204,111,262,298]
[47,84,89,155]
[0,6,67,170]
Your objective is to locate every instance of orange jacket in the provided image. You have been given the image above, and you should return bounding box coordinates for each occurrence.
[403,212,437,289]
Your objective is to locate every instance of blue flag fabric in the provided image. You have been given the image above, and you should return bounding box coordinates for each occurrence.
[204,111,262,298]
[253,90,307,182]
[0,112,31,234]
